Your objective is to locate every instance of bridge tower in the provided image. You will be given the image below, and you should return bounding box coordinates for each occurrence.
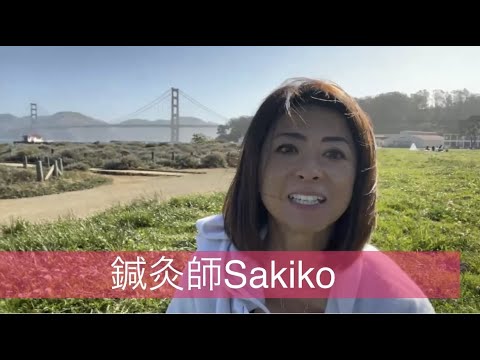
[170,88,180,143]
[30,103,37,132]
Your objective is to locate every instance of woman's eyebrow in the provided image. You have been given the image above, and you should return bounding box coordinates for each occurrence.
[321,136,350,144]
[274,132,350,144]
[274,132,306,141]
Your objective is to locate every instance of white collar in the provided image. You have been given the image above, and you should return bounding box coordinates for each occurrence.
[228,225,363,314]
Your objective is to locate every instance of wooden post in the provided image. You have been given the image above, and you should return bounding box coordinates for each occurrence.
[36,160,44,182]
[54,160,59,177]
[44,165,54,180]
[59,158,64,172]
[47,157,50,168]
[171,151,175,161]
[23,155,28,168]
[151,151,155,162]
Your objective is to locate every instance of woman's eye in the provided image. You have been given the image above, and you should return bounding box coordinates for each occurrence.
[275,144,297,154]
[324,149,346,159]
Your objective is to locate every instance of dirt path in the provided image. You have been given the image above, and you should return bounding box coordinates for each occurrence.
[0,168,236,226]
[88,168,186,177]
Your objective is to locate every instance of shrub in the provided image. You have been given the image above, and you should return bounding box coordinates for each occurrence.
[226,151,240,167]
[103,155,141,170]
[200,152,226,168]
[64,162,90,171]
[6,149,40,163]
[0,168,36,184]
[174,155,200,169]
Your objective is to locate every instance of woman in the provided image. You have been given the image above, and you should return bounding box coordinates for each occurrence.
[167,77,435,313]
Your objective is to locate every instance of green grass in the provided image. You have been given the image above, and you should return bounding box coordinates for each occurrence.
[0,193,225,313]
[0,149,479,313]
[0,166,112,199]
[371,149,480,312]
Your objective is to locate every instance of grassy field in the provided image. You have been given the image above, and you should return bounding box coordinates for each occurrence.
[0,148,478,313]
[0,165,112,199]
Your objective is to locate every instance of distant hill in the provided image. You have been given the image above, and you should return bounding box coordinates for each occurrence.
[0,112,107,129]
[37,112,107,127]
[0,112,218,128]
[118,116,218,126]
[0,112,220,143]
[117,119,152,126]
[0,114,29,131]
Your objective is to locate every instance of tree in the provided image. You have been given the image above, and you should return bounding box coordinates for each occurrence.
[357,92,412,133]
[216,124,230,138]
[216,116,252,142]
[411,90,430,110]
[191,133,209,144]
[462,116,480,149]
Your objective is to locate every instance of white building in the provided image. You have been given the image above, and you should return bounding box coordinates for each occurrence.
[383,131,444,149]
[444,134,480,149]
[375,134,396,148]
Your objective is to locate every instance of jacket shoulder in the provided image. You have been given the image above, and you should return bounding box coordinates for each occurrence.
[166,214,232,314]
[195,214,226,238]
[194,214,234,252]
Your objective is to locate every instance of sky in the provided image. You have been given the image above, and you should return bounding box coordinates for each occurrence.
[1,46,480,124]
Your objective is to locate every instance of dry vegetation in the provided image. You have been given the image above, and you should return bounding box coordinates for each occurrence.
[0,165,111,199]
[0,140,241,171]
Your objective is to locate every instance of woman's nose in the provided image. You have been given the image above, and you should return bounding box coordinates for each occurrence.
[295,165,325,181]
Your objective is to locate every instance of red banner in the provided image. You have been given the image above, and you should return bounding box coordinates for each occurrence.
[0,251,460,299]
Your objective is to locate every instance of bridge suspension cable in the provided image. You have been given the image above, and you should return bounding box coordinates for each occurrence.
[110,88,171,122]
[179,89,229,123]
[36,104,50,117]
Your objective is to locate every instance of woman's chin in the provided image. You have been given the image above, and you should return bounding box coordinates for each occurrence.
[278,218,331,234]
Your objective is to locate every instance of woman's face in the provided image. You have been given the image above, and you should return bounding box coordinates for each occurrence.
[259,106,358,233]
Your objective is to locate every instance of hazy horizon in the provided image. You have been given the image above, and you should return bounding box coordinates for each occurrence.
[1,46,480,124]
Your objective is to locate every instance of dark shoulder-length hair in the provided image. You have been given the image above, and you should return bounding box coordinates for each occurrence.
[222,78,377,251]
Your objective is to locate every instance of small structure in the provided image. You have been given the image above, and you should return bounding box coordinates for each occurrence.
[22,133,44,144]
[375,134,396,148]
[383,131,444,148]
[24,133,44,143]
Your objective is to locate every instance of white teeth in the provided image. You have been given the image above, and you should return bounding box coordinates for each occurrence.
[288,194,326,205]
